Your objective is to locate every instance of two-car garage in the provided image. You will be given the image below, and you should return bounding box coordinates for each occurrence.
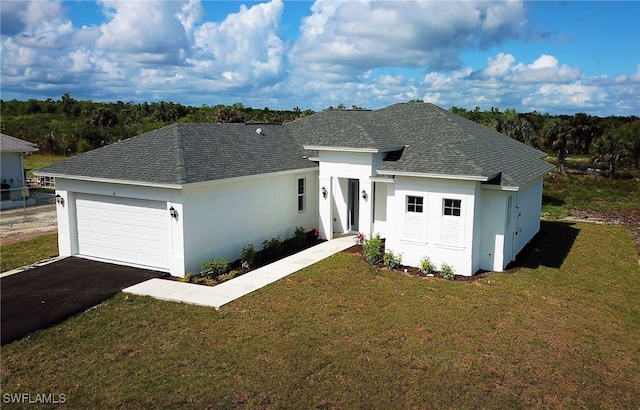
[74,193,172,272]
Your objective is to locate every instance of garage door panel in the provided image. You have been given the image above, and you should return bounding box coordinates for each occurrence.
[75,194,170,270]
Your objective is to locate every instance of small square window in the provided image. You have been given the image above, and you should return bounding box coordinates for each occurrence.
[407,196,423,213]
[443,198,461,216]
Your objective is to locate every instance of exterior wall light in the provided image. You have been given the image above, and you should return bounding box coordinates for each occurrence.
[169,206,178,220]
[55,194,64,206]
[361,189,368,200]
[321,187,328,199]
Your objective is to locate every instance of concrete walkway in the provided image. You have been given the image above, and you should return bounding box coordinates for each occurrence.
[123,236,355,309]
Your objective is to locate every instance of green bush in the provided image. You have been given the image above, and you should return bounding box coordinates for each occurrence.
[383,250,402,269]
[293,226,307,249]
[419,257,436,275]
[440,263,456,280]
[240,244,256,269]
[200,258,230,279]
[363,234,384,265]
[262,236,284,260]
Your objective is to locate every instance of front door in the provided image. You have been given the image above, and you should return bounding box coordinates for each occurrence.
[348,179,359,232]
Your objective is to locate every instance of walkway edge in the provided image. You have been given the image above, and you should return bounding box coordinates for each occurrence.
[123,236,355,309]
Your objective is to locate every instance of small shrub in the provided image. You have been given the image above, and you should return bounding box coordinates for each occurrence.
[383,250,402,269]
[262,236,284,260]
[240,244,256,269]
[311,227,320,241]
[293,226,307,249]
[217,270,239,282]
[363,233,383,265]
[354,232,366,246]
[419,257,436,275]
[440,263,456,280]
[200,258,230,279]
[179,272,193,283]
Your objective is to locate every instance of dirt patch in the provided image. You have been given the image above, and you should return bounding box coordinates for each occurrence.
[561,208,640,258]
[0,204,58,245]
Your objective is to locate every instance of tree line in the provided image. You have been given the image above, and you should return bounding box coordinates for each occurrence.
[1,95,638,178]
[450,106,639,178]
[0,94,313,156]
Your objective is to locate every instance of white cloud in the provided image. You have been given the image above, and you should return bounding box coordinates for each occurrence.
[189,0,285,85]
[522,82,607,111]
[510,54,581,82]
[477,53,582,83]
[0,0,637,116]
[96,1,190,63]
[482,53,516,78]
[290,0,526,79]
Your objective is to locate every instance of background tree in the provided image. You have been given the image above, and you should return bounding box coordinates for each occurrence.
[592,126,627,179]
[540,118,574,175]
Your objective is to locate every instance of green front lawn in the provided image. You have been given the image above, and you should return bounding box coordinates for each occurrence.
[0,233,58,272]
[2,222,639,408]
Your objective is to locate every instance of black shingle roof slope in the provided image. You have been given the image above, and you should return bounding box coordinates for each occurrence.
[35,123,316,186]
[287,103,554,188]
[36,103,553,189]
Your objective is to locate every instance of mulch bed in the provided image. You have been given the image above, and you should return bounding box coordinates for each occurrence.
[342,244,492,283]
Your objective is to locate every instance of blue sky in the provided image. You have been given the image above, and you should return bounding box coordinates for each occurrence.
[1,1,638,115]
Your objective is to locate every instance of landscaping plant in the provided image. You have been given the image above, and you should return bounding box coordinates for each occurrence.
[240,244,256,269]
[440,263,455,280]
[419,256,436,276]
[362,233,384,265]
[383,250,402,269]
[200,258,230,279]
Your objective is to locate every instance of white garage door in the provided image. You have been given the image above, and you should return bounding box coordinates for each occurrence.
[75,194,170,271]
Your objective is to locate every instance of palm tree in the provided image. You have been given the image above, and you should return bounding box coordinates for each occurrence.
[592,127,626,179]
[540,118,573,176]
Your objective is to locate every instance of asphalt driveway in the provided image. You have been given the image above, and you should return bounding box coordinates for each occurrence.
[1,257,164,345]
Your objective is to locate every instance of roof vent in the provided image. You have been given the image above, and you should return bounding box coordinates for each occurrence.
[256,128,263,135]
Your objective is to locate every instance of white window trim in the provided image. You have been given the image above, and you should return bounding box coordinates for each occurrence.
[406,195,424,213]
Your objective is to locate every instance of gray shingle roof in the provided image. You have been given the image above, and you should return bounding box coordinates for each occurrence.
[288,103,554,187]
[1,133,38,153]
[35,103,553,188]
[35,123,316,186]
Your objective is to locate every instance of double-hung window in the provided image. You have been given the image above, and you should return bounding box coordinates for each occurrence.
[297,177,306,212]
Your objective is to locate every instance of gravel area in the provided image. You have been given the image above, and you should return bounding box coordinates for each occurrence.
[0,204,58,245]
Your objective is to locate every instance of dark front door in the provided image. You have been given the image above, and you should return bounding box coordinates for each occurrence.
[348,179,359,232]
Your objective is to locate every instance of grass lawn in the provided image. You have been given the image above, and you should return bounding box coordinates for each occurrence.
[1,221,639,408]
[542,173,640,219]
[23,154,66,178]
[0,233,58,272]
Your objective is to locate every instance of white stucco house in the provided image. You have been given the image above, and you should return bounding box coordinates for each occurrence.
[35,103,553,277]
[1,133,38,206]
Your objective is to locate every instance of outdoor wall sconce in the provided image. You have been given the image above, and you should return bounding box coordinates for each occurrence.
[169,206,178,220]
[361,189,368,200]
[321,187,328,199]
[55,194,64,206]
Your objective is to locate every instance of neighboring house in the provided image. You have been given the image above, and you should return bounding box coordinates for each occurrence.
[35,103,553,277]
[1,133,38,202]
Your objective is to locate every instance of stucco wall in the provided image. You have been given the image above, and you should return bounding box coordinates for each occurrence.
[1,153,26,200]
[385,177,478,276]
[512,176,544,256]
[181,169,319,275]
[317,150,382,239]
[477,188,509,271]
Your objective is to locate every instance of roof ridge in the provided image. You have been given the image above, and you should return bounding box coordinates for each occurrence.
[171,124,187,184]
